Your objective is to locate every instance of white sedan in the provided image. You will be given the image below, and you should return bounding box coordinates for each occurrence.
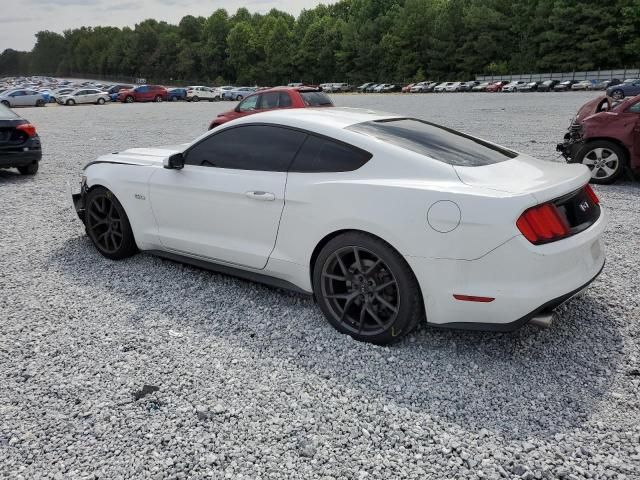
[58,88,110,106]
[71,108,606,344]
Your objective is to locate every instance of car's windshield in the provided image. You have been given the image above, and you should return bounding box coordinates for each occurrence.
[347,118,517,167]
[300,91,333,107]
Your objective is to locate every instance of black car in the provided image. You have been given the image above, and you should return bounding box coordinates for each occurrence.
[537,80,559,92]
[0,103,42,175]
[553,80,579,92]
[381,84,402,93]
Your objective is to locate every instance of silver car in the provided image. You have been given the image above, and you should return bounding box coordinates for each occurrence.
[57,89,111,106]
[0,89,47,107]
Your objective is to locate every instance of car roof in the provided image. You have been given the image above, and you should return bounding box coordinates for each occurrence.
[227,107,401,131]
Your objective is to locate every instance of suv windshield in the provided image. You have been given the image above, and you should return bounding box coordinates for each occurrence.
[300,91,333,107]
[347,118,517,167]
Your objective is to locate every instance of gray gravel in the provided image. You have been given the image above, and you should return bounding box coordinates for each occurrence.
[1,93,639,480]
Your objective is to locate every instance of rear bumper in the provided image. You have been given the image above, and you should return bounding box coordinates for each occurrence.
[0,140,42,168]
[406,208,607,330]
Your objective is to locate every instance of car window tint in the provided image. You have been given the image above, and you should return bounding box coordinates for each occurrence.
[300,91,333,106]
[238,95,259,112]
[279,92,292,107]
[347,119,517,167]
[628,102,640,113]
[289,135,372,173]
[185,125,307,171]
[259,92,279,109]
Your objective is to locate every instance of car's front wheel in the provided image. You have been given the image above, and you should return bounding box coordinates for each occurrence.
[1,100,9,107]
[97,98,106,105]
[575,140,627,184]
[154,95,163,102]
[66,99,75,106]
[125,96,134,103]
[313,232,423,345]
[85,187,138,260]
[611,89,624,100]
[236,95,244,101]
[192,96,200,102]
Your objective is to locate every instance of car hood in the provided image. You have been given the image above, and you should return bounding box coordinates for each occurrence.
[89,144,188,168]
[454,154,590,203]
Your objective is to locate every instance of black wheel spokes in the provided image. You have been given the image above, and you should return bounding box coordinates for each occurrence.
[87,195,123,254]
[322,246,400,336]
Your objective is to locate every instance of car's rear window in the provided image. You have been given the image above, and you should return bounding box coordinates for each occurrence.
[347,118,517,167]
[0,103,18,120]
[300,91,333,107]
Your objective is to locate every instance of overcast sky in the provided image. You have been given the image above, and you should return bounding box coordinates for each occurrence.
[0,0,329,51]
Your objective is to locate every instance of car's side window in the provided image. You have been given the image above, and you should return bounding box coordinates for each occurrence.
[289,135,372,173]
[185,125,307,172]
[279,92,292,107]
[628,102,640,114]
[258,92,279,109]
[238,95,259,112]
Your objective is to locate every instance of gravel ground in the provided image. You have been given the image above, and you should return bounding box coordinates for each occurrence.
[1,92,639,480]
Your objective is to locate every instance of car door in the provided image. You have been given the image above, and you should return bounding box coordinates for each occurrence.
[75,90,88,104]
[8,90,25,106]
[148,124,308,269]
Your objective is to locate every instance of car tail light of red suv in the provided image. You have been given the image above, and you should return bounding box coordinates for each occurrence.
[517,185,601,245]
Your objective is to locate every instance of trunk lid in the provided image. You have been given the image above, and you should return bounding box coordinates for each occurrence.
[454,155,591,203]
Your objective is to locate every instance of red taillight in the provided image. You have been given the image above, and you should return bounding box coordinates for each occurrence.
[517,202,569,244]
[16,123,37,137]
[584,184,600,205]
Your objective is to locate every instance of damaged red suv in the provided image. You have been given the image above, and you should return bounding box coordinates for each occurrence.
[209,87,333,130]
[557,95,640,184]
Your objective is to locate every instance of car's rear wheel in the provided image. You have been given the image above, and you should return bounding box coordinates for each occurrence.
[66,99,75,106]
[97,98,106,105]
[1,100,9,107]
[18,161,38,175]
[575,140,627,184]
[611,89,624,100]
[125,96,134,103]
[85,187,137,260]
[192,96,200,102]
[236,95,244,101]
[36,99,46,107]
[313,232,423,345]
[154,95,163,102]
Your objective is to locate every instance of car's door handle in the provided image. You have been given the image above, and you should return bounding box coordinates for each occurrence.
[245,191,276,201]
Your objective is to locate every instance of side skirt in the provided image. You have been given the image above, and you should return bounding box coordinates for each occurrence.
[146,250,313,297]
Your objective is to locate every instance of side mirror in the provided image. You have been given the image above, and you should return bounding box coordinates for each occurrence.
[164,153,185,170]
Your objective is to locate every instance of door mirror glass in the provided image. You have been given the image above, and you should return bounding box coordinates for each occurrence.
[164,153,185,170]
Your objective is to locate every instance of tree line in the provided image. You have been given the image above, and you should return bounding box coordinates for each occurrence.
[1,0,639,86]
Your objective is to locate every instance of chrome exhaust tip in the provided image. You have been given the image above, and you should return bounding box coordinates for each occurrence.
[530,312,557,329]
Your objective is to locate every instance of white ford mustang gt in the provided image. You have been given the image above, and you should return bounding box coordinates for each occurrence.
[72,108,606,344]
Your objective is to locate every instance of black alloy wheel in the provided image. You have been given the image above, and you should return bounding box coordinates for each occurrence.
[125,96,134,103]
[155,95,163,102]
[85,187,137,260]
[313,232,423,344]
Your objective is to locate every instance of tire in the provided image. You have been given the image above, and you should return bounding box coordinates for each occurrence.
[611,89,624,100]
[97,97,105,105]
[312,232,423,345]
[66,99,75,106]
[574,140,627,185]
[236,95,244,101]
[154,95,163,102]
[170,96,178,102]
[214,96,221,102]
[85,187,138,260]
[192,96,200,102]
[36,99,46,107]
[17,161,38,175]
[125,96,134,103]
[1,100,9,107]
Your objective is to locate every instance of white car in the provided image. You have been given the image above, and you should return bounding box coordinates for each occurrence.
[444,82,462,92]
[58,88,110,106]
[186,86,221,102]
[0,89,47,107]
[434,82,453,92]
[71,108,606,344]
[502,81,527,92]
